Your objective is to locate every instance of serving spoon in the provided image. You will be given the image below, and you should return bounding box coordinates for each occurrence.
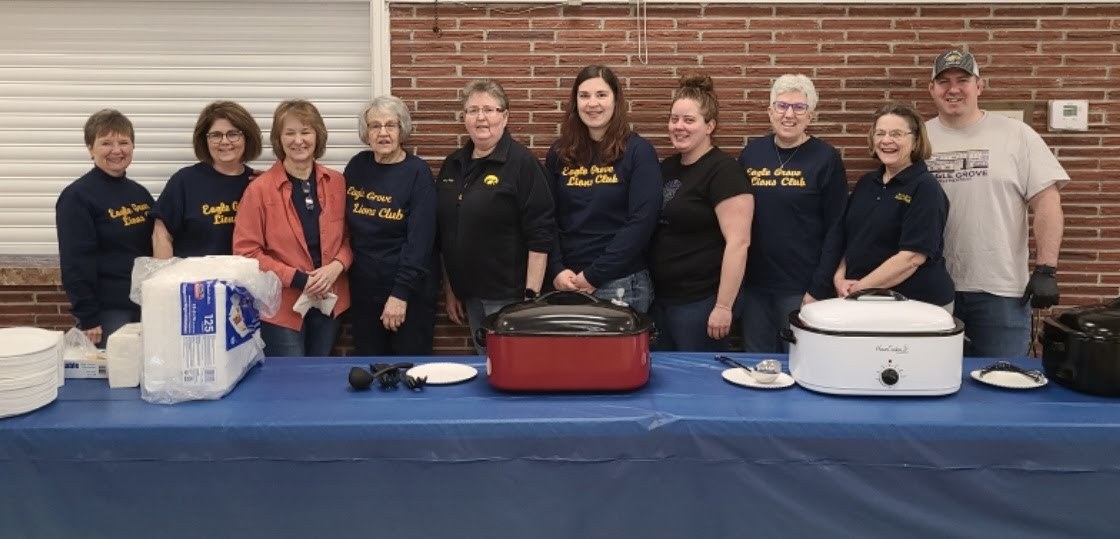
[715,355,782,384]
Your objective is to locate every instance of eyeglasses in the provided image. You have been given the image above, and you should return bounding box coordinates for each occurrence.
[463,106,505,117]
[299,181,314,211]
[772,101,810,116]
[873,130,914,140]
[367,121,400,132]
[206,130,243,143]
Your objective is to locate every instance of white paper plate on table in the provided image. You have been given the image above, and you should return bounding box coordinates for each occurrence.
[0,327,62,358]
[0,383,57,419]
[970,369,1048,390]
[406,362,478,385]
[722,368,795,390]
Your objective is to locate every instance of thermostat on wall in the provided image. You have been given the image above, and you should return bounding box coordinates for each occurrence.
[1047,100,1088,131]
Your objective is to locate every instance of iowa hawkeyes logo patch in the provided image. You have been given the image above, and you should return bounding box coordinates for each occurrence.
[483,174,499,186]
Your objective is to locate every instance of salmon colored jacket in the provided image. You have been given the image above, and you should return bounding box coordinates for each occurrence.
[233,160,352,330]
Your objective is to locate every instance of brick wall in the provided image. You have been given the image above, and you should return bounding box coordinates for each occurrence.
[390,3,1120,352]
[0,286,72,329]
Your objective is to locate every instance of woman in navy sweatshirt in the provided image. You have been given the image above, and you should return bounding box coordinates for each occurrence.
[151,101,262,258]
[56,109,155,347]
[544,65,661,312]
[736,74,848,353]
[344,95,437,356]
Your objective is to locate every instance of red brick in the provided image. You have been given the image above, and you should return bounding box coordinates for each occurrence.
[680,18,750,31]
[562,6,633,18]
[0,292,37,303]
[845,30,918,41]
[848,7,919,17]
[1039,42,1111,53]
[603,18,675,31]
[702,6,773,18]
[1043,19,1114,30]
[458,18,530,30]
[749,19,820,30]
[1066,7,1120,17]
[529,18,603,31]
[993,7,1065,17]
[970,19,1041,30]
[1048,30,1120,41]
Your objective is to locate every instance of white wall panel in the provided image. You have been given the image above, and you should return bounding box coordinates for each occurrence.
[0,0,373,254]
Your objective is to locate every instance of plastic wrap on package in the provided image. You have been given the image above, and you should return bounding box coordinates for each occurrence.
[131,256,281,318]
[133,256,281,404]
[63,327,100,359]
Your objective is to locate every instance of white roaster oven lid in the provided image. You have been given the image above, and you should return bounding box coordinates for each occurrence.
[798,290,957,333]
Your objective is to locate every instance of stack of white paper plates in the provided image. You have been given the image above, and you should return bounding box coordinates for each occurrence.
[0,327,62,419]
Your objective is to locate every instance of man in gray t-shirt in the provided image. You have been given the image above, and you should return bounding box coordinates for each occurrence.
[925,49,1069,359]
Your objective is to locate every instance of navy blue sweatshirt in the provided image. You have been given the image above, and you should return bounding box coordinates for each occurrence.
[344,151,437,302]
[544,133,661,287]
[436,130,556,300]
[55,167,155,329]
[737,135,848,294]
[809,161,954,305]
[150,162,251,257]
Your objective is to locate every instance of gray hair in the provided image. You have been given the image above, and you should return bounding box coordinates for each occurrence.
[769,74,819,111]
[358,95,413,144]
[460,78,510,111]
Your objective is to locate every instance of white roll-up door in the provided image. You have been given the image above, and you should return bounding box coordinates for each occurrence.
[0,0,372,254]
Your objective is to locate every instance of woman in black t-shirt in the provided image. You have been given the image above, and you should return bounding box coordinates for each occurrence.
[649,75,754,352]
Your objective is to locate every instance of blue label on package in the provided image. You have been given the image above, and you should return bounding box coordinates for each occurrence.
[180,281,218,335]
[224,282,260,350]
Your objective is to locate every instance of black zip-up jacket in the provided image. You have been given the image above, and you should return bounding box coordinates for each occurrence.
[436,130,555,299]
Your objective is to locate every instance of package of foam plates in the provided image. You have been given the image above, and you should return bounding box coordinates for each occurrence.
[132,256,280,404]
[0,327,63,419]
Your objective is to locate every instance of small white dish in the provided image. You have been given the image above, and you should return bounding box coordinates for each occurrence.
[722,368,795,389]
[970,369,1047,390]
[406,362,478,385]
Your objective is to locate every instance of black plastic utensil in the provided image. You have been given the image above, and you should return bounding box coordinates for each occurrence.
[980,361,1045,384]
[715,355,753,372]
[348,366,374,390]
[403,374,427,391]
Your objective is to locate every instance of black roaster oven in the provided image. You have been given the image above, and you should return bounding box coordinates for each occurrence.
[1040,298,1120,396]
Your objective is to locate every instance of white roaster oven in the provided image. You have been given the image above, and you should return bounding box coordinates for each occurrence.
[783,289,965,396]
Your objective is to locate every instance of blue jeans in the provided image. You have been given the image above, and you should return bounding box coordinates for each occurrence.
[954,291,1030,359]
[651,295,741,352]
[260,310,341,357]
[95,308,141,348]
[465,297,521,355]
[350,296,437,357]
[592,270,654,313]
[740,289,803,354]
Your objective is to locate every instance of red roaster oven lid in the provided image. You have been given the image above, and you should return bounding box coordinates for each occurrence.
[483,291,654,336]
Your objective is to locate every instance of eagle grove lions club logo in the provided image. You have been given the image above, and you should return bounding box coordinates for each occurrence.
[483,174,499,186]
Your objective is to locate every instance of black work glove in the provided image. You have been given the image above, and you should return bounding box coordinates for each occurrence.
[1022,264,1059,308]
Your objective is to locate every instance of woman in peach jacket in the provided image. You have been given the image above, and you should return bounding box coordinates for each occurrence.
[234,99,352,357]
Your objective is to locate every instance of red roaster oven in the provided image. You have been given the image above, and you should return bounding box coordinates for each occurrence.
[479,291,653,391]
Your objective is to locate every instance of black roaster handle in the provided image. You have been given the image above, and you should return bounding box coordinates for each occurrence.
[847,288,908,301]
[535,290,603,305]
[779,328,796,344]
[474,327,487,348]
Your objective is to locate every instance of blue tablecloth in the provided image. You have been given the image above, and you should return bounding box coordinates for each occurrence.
[2,353,1119,538]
